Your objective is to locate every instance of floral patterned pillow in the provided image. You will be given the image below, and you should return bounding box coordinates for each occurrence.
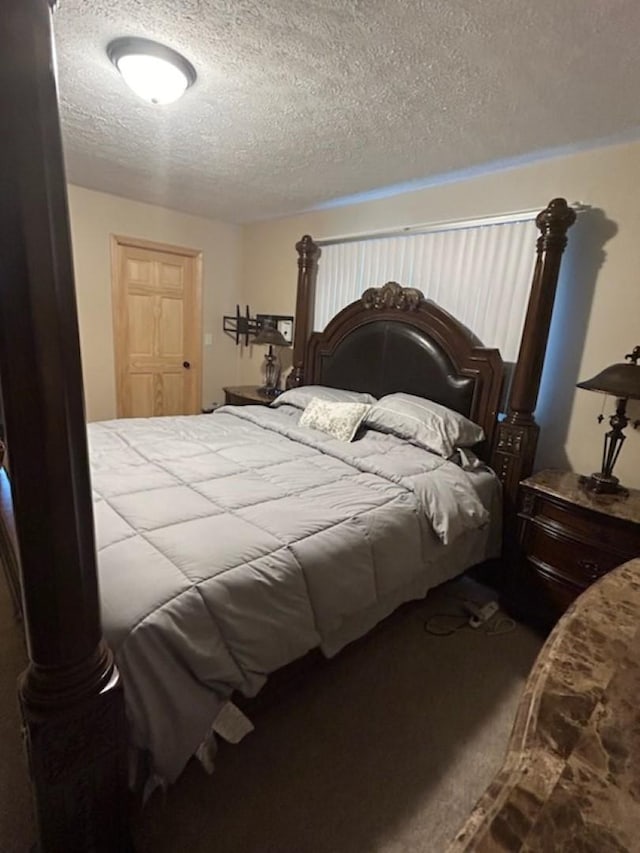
[299,398,371,442]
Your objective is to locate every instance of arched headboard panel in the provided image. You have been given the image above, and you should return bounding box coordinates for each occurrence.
[306,282,504,457]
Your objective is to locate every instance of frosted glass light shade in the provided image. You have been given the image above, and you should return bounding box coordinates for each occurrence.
[108,38,196,105]
[116,54,187,104]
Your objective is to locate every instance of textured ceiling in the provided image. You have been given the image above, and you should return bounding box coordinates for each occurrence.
[53,0,640,223]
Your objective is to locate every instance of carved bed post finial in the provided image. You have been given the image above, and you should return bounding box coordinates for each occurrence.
[492,197,576,516]
[287,235,320,388]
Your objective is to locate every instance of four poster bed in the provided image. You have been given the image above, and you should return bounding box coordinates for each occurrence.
[79,278,508,786]
[1,4,577,850]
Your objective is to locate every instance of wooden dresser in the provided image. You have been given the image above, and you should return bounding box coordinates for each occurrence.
[514,469,640,624]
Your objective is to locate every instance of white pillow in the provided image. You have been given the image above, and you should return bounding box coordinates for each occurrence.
[364,393,484,458]
[271,385,376,410]
[299,398,371,442]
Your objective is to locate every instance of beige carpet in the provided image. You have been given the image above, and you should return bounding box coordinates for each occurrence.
[0,576,541,853]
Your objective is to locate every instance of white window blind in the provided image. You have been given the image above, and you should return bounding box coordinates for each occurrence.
[313,216,540,362]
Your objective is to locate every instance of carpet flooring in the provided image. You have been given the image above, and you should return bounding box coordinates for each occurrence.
[0,576,541,853]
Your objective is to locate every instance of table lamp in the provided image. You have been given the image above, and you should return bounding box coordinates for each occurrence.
[576,345,640,495]
[253,321,289,396]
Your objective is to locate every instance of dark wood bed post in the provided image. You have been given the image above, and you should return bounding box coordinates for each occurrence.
[0,1,130,850]
[491,198,577,516]
[287,235,321,388]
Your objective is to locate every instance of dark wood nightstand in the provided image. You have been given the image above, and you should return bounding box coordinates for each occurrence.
[223,386,275,406]
[514,469,640,625]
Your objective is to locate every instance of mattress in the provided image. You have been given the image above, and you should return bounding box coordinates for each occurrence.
[89,404,501,783]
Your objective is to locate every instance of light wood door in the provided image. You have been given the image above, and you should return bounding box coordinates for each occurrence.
[112,236,202,417]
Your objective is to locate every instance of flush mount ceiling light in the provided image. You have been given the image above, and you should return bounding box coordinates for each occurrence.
[107,37,196,105]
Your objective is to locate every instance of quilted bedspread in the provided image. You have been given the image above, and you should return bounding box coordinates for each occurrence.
[89,404,496,783]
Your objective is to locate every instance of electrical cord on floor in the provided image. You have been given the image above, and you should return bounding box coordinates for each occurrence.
[423,613,469,636]
[423,602,516,637]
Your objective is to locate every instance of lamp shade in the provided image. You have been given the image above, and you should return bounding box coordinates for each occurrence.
[576,362,640,400]
[253,325,288,347]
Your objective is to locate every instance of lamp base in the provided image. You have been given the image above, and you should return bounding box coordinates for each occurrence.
[260,345,281,397]
[579,472,628,497]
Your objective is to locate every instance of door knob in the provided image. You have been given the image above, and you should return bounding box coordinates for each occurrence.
[183,361,191,369]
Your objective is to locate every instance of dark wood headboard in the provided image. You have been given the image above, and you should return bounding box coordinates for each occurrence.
[305,282,503,460]
[287,198,577,516]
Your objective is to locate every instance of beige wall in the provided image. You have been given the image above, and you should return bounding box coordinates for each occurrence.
[67,184,242,421]
[241,140,640,488]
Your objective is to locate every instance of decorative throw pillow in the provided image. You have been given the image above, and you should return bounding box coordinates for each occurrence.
[299,398,371,442]
[271,385,376,410]
[364,393,484,458]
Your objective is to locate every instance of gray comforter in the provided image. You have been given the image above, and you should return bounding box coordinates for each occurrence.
[89,404,497,783]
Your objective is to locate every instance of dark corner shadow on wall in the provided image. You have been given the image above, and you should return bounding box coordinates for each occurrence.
[534,207,618,471]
